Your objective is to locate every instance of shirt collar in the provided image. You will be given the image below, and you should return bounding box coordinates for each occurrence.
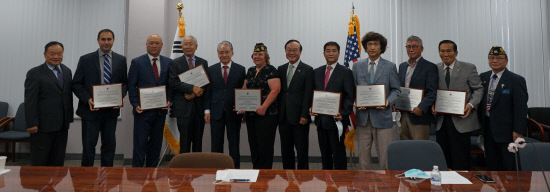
[98,49,112,58]
[368,57,380,65]
[326,62,338,69]
[444,60,456,70]
[45,62,58,70]
[491,69,505,79]
[289,60,301,68]
[184,55,195,62]
[409,56,422,67]
[221,61,232,68]
[148,54,160,62]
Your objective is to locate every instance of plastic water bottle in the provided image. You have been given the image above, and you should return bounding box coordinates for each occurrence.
[430,165,441,185]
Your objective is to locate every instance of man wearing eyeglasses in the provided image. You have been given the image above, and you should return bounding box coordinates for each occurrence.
[478,46,527,171]
[397,36,438,140]
[168,35,209,153]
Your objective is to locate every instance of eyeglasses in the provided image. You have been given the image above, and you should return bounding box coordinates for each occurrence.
[182,43,196,47]
[405,45,421,50]
[285,49,300,53]
[488,56,506,61]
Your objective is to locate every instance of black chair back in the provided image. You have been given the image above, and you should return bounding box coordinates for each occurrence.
[388,140,448,171]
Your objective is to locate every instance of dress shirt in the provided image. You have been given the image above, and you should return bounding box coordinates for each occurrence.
[46,62,61,79]
[404,56,421,87]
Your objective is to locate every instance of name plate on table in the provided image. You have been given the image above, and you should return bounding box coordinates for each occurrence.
[139,86,167,110]
[178,65,210,88]
[92,83,123,109]
[395,87,424,111]
[312,91,341,116]
[434,89,467,115]
[356,84,386,108]
[234,89,262,112]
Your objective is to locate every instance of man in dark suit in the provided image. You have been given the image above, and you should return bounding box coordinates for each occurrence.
[204,41,246,168]
[397,35,438,140]
[25,41,74,166]
[278,40,314,170]
[310,41,354,170]
[478,46,528,171]
[128,34,173,167]
[72,29,128,167]
[168,35,209,153]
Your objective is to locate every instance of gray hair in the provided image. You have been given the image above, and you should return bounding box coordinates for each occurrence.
[217,41,233,51]
[183,35,197,45]
[406,35,423,47]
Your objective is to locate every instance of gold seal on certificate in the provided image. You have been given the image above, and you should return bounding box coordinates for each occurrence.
[434,89,467,115]
[92,83,123,109]
[178,65,210,88]
[138,86,167,110]
[234,89,262,112]
[311,90,341,116]
[356,84,386,108]
[395,87,424,111]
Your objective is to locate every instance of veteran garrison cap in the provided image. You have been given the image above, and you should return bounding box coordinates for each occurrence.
[254,43,268,52]
[488,45,507,56]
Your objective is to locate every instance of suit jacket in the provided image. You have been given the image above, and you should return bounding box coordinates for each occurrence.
[128,54,173,117]
[398,57,438,124]
[72,50,128,120]
[478,69,528,142]
[313,63,354,130]
[25,63,74,132]
[168,55,209,118]
[353,57,400,128]
[278,61,314,125]
[204,61,246,121]
[434,60,484,133]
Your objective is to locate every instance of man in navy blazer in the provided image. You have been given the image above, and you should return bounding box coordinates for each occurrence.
[397,36,438,140]
[478,46,528,171]
[128,34,173,167]
[311,41,354,170]
[353,32,400,170]
[204,41,245,169]
[72,29,127,167]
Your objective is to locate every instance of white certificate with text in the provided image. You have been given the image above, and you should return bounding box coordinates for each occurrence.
[434,89,467,115]
[139,86,167,110]
[235,89,262,112]
[312,91,341,116]
[178,65,210,88]
[92,83,123,109]
[356,85,386,108]
[395,87,424,111]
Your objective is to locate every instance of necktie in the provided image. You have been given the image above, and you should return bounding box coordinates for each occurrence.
[223,65,228,84]
[188,58,194,69]
[369,62,375,83]
[152,58,159,81]
[287,64,295,87]
[103,54,111,84]
[324,65,332,89]
[445,67,451,88]
[54,66,63,88]
[487,74,498,112]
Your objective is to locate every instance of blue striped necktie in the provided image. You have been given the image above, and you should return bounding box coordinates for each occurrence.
[104,54,111,84]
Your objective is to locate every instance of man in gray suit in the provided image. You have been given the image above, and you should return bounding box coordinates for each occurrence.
[353,32,400,170]
[433,40,483,170]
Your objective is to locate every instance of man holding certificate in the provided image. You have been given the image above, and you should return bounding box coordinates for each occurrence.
[168,35,209,153]
[128,34,173,167]
[311,41,354,170]
[397,36,438,141]
[478,46,528,171]
[72,29,127,167]
[352,32,400,170]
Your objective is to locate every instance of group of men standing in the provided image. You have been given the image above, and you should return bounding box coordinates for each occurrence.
[24,29,527,172]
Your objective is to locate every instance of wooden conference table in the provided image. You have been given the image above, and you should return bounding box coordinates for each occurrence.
[2,166,549,191]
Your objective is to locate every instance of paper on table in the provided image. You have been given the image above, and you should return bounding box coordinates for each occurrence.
[0,169,10,175]
[216,169,260,182]
[424,171,472,184]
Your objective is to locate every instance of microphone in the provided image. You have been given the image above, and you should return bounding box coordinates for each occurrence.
[508,138,550,192]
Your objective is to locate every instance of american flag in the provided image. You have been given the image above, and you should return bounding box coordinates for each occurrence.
[344,24,360,132]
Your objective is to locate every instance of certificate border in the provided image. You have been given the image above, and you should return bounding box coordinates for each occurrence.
[138,85,168,111]
[355,84,386,108]
[92,83,123,109]
[395,87,425,112]
[234,89,262,112]
[311,90,342,116]
[178,65,211,88]
[434,89,468,116]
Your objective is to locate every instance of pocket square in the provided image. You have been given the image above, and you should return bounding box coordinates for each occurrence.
[502,89,510,94]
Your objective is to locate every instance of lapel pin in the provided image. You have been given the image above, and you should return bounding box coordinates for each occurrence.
[298,70,300,72]
[501,84,504,88]
[457,69,459,72]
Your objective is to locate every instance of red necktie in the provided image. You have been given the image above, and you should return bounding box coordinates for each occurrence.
[152,58,159,81]
[324,65,332,90]
[188,58,194,69]
[223,65,228,84]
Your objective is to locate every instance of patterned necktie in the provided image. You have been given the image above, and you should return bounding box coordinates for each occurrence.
[152,58,159,81]
[369,62,375,83]
[103,54,111,84]
[223,65,228,84]
[445,67,451,88]
[486,74,498,112]
[287,64,295,87]
[188,58,194,69]
[54,66,63,88]
[324,65,332,89]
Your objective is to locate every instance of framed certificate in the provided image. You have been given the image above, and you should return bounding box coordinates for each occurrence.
[356,84,386,108]
[138,86,167,110]
[311,90,341,116]
[234,89,262,112]
[434,89,467,115]
[395,87,424,111]
[178,65,210,88]
[92,83,123,109]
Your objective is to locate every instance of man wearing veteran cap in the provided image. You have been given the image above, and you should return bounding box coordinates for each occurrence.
[478,46,528,171]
